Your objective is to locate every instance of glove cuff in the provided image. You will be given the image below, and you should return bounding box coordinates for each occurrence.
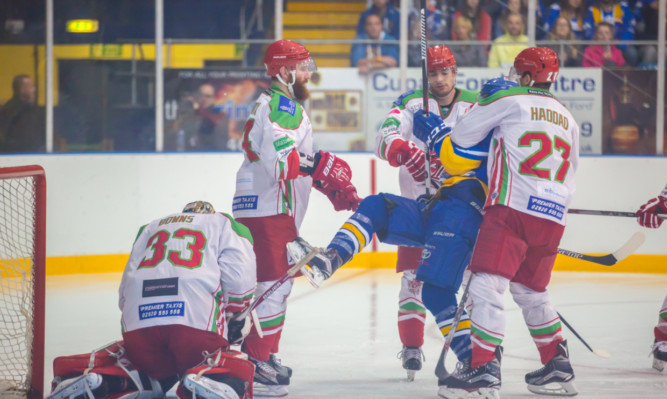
[386,139,411,167]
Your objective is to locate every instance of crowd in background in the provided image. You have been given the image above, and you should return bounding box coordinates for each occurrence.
[352,0,663,70]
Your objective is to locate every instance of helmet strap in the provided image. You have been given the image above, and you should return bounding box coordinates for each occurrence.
[276,69,297,98]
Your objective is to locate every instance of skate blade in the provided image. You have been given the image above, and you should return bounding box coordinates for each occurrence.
[527,380,578,397]
[437,387,500,399]
[252,382,288,398]
[406,370,416,382]
[653,357,665,372]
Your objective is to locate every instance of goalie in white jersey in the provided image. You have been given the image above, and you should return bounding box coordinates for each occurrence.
[49,201,257,399]
[419,47,580,398]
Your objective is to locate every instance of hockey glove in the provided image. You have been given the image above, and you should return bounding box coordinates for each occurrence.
[413,111,451,154]
[429,153,446,188]
[311,150,354,192]
[227,311,252,345]
[314,181,362,212]
[636,192,667,228]
[386,139,426,182]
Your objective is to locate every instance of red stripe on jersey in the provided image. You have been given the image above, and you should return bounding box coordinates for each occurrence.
[284,149,301,180]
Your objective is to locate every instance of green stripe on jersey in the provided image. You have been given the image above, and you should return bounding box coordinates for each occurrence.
[529,321,561,336]
[456,88,478,103]
[221,213,254,244]
[471,325,503,346]
[480,86,554,105]
[274,136,295,151]
[133,224,147,244]
[268,86,303,129]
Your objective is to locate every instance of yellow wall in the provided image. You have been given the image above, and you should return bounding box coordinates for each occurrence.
[0,43,243,105]
[45,252,667,276]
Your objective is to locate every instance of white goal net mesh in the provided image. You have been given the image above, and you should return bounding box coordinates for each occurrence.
[0,174,39,396]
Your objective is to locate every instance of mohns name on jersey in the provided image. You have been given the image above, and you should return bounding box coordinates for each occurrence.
[530,107,569,130]
[158,215,194,226]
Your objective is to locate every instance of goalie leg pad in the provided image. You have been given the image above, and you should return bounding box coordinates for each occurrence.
[183,351,254,399]
[181,375,240,399]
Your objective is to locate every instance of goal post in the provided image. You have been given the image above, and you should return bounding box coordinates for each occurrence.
[0,165,46,399]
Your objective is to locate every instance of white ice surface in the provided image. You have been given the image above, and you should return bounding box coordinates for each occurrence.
[45,270,667,398]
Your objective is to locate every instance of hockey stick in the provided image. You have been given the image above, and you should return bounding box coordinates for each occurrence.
[434,271,473,379]
[233,246,321,324]
[420,0,431,197]
[556,231,645,266]
[568,208,667,219]
[558,312,611,358]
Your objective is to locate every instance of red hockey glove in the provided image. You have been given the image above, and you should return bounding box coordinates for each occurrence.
[429,152,445,188]
[315,182,362,212]
[311,150,353,192]
[386,139,426,182]
[636,194,667,229]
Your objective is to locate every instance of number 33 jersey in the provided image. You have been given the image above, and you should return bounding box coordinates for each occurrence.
[451,86,579,226]
[119,212,256,337]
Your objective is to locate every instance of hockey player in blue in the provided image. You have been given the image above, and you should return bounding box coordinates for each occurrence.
[291,77,518,390]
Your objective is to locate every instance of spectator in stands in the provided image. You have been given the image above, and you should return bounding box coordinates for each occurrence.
[451,0,492,43]
[582,21,626,67]
[583,0,638,66]
[487,12,528,68]
[407,0,449,67]
[165,83,229,151]
[546,16,583,66]
[450,16,488,67]
[357,0,400,39]
[493,0,527,39]
[351,13,399,75]
[0,74,45,153]
[542,0,588,39]
[635,0,659,68]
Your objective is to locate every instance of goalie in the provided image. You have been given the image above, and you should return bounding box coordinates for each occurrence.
[49,201,257,399]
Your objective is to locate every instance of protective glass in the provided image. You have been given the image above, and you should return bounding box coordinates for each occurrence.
[296,57,317,73]
[507,66,521,83]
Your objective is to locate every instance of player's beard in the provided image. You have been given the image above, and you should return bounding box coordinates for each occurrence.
[292,79,310,102]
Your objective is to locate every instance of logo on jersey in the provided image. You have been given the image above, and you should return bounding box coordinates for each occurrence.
[142,277,178,297]
[138,301,185,320]
[278,96,296,116]
[233,195,258,211]
[527,195,564,221]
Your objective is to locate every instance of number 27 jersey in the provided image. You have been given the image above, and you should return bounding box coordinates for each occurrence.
[452,87,579,225]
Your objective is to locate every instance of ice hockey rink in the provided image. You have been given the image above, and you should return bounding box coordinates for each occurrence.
[45,268,667,399]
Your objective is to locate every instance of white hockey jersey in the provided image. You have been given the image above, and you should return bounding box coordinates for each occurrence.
[451,86,579,225]
[376,88,477,199]
[233,84,313,228]
[119,212,256,339]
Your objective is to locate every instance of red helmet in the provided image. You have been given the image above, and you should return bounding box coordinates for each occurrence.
[427,45,456,72]
[512,47,559,85]
[264,40,314,77]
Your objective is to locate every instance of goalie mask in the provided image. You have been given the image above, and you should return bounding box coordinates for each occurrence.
[509,47,559,86]
[182,201,215,214]
[264,39,317,98]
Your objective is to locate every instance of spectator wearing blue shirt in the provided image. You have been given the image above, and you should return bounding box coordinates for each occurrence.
[407,4,449,67]
[542,0,588,39]
[351,13,399,74]
[583,0,638,65]
[356,0,400,39]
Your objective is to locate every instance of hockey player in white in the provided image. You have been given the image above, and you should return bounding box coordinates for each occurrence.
[50,201,257,399]
[418,47,580,398]
[232,39,361,397]
[635,183,667,372]
[375,44,478,380]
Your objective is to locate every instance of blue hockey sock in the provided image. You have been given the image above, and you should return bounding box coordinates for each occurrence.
[327,195,388,262]
[422,283,472,361]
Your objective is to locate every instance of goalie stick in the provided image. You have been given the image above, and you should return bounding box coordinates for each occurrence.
[568,208,667,219]
[434,232,644,378]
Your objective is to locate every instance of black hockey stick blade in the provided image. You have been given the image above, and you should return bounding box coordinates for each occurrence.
[568,208,667,220]
[557,231,646,266]
[558,312,611,358]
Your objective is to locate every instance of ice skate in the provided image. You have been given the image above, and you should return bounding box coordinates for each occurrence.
[269,353,293,379]
[651,340,667,372]
[182,374,240,399]
[249,356,289,398]
[437,348,501,399]
[286,237,343,284]
[397,346,424,381]
[48,373,104,399]
[525,340,578,396]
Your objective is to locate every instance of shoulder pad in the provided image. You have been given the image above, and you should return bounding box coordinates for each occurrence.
[393,89,422,108]
[455,89,478,104]
[268,92,304,129]
[478,86,553,105]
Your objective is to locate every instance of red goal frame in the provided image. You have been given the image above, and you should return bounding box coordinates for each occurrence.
[0,165,46,398]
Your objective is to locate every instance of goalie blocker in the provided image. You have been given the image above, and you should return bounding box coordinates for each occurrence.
[48,342,254,399]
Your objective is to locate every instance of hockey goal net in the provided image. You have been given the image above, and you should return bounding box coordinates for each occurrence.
[0,166,45,399]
